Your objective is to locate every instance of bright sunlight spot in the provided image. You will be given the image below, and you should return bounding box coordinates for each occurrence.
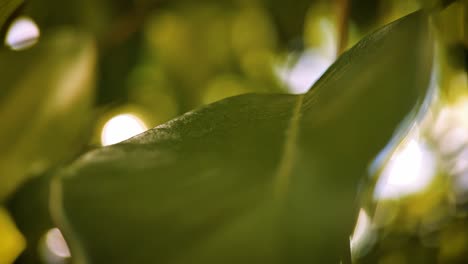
[350,209,373,257]
[276,50,334,94]
[432,96,468,156]
[101,114,148,146]
[432,95,468,195]
[276,14,336,94]
[4,16,40,50]
[45,228,70,258]
[374,138,437,200]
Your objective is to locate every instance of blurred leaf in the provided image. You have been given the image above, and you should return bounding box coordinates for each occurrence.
[24,0,150,105]
[127,65,179,126]
[304,1,337,57]
[52,11,433,264]
[0,29,96,201]
[6,171,55,264]
[202,74,251,104]
[0,0,23,30]
[0,207,25,264]
[433,1,465,46]
[231,5,277,56]
[24,0,111,38]
[144,3,284,112]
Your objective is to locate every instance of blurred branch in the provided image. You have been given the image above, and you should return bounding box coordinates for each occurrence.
[336,0,350,56]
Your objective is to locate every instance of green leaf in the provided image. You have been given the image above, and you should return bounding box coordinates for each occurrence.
[0,30,96,201]
[0,0,23,30]
[6,170,55,263]
[52,11,433,264]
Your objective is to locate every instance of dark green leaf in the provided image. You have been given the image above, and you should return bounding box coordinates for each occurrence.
[0,30,96,201]
[52,11,433,264]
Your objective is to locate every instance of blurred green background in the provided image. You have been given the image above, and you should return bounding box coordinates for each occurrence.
[0,0,466,263]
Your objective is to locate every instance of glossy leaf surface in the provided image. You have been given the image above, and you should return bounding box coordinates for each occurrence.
[53,11,433,264]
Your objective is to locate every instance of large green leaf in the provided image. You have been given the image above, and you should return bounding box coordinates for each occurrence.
[0,30,96,201]
[52,11,433,264]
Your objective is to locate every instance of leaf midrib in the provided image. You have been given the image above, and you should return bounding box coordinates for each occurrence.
[274,94,305,196]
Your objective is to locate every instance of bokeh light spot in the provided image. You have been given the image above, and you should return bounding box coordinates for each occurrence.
[101,114,148,146]
[45,228,70,258]
[5,16,40,50]
[350,209,374,258]
[374,138,437,200]
[276,50,333,94]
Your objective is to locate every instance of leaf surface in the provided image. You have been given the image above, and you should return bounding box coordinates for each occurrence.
[53,11,433,264]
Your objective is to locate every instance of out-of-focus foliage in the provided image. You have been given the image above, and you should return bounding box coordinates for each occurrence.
[52,12,432,264]
[0,0,22,30]
[0,208,24,264]
[141,1,283,112]
[6,171,54,264]
[433,1,465,47]
[0,30,96,201]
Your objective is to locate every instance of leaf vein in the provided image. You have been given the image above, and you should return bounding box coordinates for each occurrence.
[274,94,305,196]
